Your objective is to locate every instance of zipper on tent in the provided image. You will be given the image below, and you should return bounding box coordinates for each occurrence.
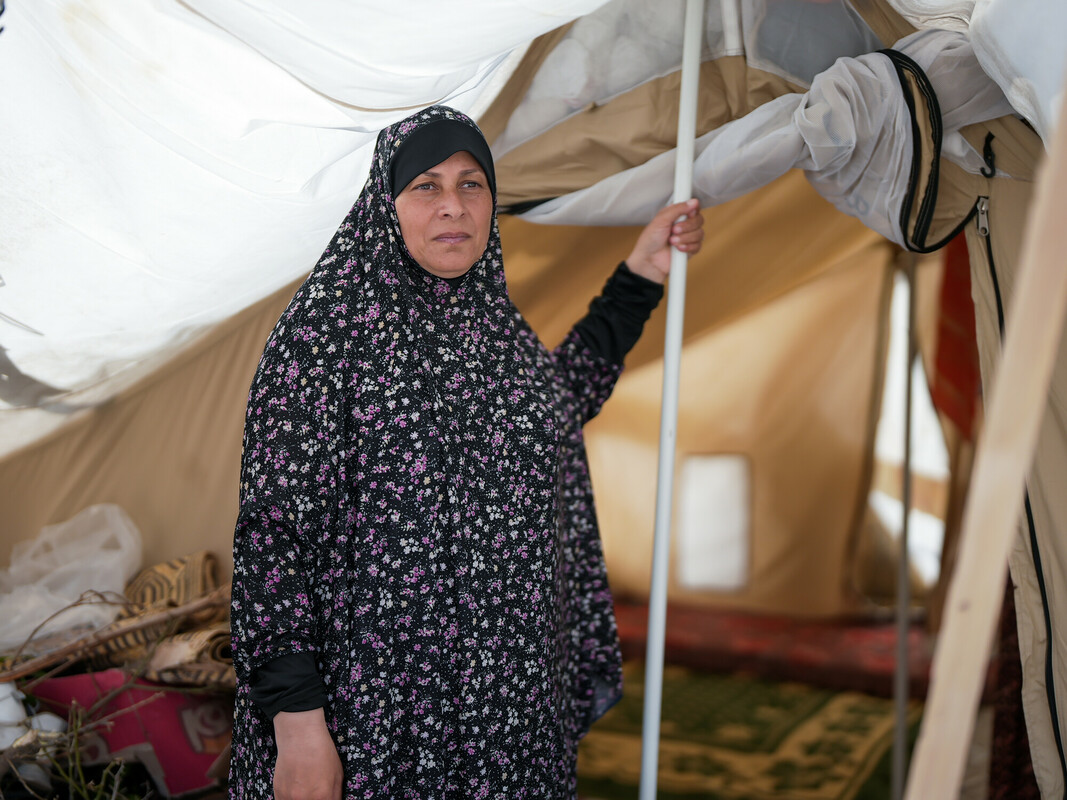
[976,198,1003,331]
[978,194,1067,793]
[882,47,976,254]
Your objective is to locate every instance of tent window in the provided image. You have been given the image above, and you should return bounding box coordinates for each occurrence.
[742,0,883,87]
[496,0,884,156]
[870,271,948,586]
[677,454,750,591]
[495,0,722,156]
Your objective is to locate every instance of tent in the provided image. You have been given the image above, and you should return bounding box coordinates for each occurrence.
[1,0,1065,795]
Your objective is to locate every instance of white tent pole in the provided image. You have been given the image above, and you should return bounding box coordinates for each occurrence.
[639,1,704,799]
[904,79,1067,799]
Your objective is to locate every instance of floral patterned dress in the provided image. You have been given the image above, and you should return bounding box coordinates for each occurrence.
[229,106,625,799]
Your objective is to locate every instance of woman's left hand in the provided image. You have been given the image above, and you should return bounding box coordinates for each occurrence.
[624,198,705,284]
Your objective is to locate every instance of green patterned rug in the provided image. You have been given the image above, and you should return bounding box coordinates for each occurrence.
[577,663,921,800]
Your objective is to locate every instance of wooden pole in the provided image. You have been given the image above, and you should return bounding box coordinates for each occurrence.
[639,1,703,798]
[904,85,1067,799]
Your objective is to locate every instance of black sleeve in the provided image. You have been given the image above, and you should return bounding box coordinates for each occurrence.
[249,651,328,719]
[572,262,664,365]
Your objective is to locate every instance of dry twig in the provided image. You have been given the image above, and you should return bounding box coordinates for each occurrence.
[0,585,230,683]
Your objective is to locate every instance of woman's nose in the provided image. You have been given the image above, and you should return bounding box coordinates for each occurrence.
[437,188,464,217]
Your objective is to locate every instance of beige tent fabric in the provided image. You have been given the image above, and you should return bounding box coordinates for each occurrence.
[919,116,1040,252]
[963,149,1066,797]
[502,170,894,615]
[0,4,1041,642]
[494,57,800,208]
[1,168,892,623]
[503,171,885,360]
[907,110,1065,793]
[897,109,1063,791]
[588,242,892,614]
[0,280,299,577]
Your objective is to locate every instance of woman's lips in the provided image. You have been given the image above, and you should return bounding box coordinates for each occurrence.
[434,232,469,244]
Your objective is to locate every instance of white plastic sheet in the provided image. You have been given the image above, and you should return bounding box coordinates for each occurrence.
[0,0,1062,459]
[889,0,1066,145]
[0,504,143,651]
[0,0,606,454]
[180,0,609,112]
[970,0,1066,146]
[0,0,378,434]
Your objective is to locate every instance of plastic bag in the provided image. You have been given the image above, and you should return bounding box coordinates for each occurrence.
[0,505,143,652]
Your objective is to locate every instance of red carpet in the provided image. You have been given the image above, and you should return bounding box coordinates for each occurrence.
[614,601,943,699]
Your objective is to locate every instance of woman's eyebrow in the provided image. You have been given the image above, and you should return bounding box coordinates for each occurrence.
[419,167,486,179]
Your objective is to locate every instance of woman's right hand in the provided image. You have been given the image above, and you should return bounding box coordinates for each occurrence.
[273,708,343,800]
[624,198,704,284]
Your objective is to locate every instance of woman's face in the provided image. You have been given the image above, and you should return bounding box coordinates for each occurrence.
[394,150,493,280]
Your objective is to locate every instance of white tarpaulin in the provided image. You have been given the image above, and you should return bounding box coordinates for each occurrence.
[888,0,1065,142]
[0,0,607,453]
[0,0,1062,456]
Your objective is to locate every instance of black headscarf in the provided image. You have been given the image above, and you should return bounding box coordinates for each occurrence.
[389,117,496,199]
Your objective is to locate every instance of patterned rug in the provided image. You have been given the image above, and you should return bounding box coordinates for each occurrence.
[577,663,921,800]
[612,602,936,699]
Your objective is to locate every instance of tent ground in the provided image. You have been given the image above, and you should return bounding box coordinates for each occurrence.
[576,660,925,800]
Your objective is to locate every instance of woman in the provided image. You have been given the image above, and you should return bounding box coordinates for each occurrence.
[230,105,703,800]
